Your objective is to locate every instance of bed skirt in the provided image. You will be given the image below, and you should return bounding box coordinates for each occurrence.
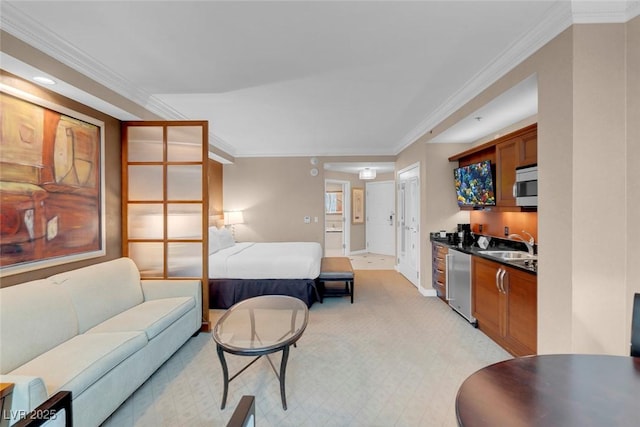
[209,278,319,309]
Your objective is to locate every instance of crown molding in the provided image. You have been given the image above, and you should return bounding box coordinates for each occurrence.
[1,2,236,157]
[3,1,637,159]
[233,145,395,158]
[394,0,639,154]
[393,1,574,154]
[1,2,151,109]
[208,133,237,157]
[572,0,640,23]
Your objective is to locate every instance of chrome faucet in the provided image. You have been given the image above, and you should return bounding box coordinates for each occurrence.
[508,230,536,256]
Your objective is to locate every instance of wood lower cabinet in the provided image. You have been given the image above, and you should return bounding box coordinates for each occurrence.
[504,267,537,354]
[472,257,502,336]
[431,242,448,302]
[472,256,537,356]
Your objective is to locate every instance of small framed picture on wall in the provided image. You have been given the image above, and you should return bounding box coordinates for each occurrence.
[352,187,364,224]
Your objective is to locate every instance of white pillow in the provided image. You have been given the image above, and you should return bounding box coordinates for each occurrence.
[218,227,236,250]
[208,227,222,254]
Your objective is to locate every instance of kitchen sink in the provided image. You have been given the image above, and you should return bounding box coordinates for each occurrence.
[478,250,537,261]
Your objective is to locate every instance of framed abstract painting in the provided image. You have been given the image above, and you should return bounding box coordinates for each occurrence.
[0,85,106,276]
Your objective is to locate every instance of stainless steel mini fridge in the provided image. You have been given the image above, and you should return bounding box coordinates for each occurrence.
[446,249,476,325]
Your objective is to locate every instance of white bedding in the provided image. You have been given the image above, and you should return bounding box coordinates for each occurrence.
[209,242,322,279]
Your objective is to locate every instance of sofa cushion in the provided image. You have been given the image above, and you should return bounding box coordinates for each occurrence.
[86,297,195,340]
[9,332,147,397]
[0,280,78,374]
[50,258,144,333]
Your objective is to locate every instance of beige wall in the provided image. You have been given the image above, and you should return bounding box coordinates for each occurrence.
[3,17,637,355]
[0,71,123,287]
[208,159,223,220]
[223,156,394,252]
[396,140,470,292]
[422,26,578,353]
[223,157,325,243]
[412,19,639,355]
[571,23,628,353]
[626,16,640,350]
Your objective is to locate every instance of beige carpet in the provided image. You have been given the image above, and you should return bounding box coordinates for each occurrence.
[348,253,395,270]
[102,270,510,426]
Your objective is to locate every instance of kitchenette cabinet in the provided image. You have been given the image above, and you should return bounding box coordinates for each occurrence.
[495,126,538,207]
[472,256,537,356]
[449,123,537,210]
[431,242,448,302]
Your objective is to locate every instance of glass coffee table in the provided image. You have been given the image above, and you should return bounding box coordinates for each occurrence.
[212,295,309,410]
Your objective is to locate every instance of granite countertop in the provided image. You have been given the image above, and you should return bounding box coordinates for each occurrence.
[430,234,537,275]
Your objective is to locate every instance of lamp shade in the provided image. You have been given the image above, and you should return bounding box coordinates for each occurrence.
[359,168,376,180]
[223,211,244,225]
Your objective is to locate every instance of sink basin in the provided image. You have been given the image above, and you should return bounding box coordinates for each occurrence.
[478,250,537,261]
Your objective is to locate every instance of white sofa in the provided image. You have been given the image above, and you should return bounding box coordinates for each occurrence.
[0,257,202,426]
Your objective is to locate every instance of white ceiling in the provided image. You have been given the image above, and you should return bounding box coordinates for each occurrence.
[430,74,538,143]
[1,1,638,159]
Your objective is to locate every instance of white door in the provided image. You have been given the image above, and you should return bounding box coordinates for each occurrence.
[397,166,420,287]
[365,181,395,256]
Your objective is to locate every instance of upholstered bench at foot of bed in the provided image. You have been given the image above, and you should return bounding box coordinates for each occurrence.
[317,257,354,304]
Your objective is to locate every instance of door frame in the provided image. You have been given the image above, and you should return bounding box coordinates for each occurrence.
[324,179,351,256]
[396,162,433,296]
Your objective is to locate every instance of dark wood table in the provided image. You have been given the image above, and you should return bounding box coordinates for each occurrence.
[456,354,640,427]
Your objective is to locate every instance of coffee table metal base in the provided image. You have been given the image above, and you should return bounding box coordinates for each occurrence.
[217,344,292,410]
[212,295,309,412]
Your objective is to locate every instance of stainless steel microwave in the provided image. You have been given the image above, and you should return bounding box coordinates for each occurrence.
[514,164,537,207]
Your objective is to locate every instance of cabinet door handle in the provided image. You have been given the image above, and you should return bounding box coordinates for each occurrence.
[513,182,517,198]
[501,269,508,294]
[495,268,502,292]
[499,269,507,293]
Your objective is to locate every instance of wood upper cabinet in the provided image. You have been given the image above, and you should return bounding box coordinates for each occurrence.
[520,128,538,166]
[472,256,537,356]
[495,138,519,207]
[496,126,538,208]
[449,123,537,211]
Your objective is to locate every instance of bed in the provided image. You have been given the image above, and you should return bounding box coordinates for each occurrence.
[208,227,322,309]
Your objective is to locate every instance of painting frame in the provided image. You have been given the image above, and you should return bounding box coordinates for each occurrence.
[0,84,106,277]
[352,187,364,224]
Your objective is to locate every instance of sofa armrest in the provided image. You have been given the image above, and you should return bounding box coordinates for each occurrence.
[0,375,47,426]
[12,391,71,427]
[141,280,202,331]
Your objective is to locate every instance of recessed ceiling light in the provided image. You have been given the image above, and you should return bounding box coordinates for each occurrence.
[33,76,56,85]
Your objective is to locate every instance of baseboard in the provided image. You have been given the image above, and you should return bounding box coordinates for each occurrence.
[420,287,438,297]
